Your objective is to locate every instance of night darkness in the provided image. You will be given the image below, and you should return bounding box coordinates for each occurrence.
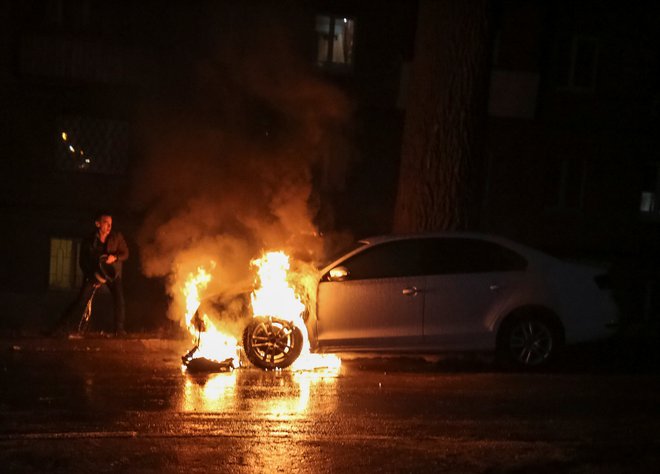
[1,2,660,472]
[0,0,658,332]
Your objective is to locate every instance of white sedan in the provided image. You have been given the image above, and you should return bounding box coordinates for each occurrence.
[306,233,618,369]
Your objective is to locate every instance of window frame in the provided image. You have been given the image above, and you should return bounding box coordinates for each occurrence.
[315,14,356,73]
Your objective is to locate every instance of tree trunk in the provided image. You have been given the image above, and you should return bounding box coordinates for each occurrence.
[393,0,491,233]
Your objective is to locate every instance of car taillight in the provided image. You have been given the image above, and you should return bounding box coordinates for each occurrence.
[594,274,611,290]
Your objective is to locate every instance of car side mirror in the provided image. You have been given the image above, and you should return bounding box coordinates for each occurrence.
[328,266,349,282]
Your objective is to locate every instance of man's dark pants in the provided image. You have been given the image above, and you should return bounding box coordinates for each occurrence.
[52,277,125,334]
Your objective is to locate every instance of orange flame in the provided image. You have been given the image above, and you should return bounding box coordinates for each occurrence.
[182,264,239,365]
[179,251,339,372]
[250,251,341,372]
[250,251,305,321]
[183,265,212,328]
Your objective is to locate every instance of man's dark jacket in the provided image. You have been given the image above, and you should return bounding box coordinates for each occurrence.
[79,231,129,280]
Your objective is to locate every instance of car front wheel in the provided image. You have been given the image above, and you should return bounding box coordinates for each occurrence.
[497,315,562,369]
[242,316,304,370]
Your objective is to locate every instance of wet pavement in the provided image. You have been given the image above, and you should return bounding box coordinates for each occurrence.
[1,336,660,473]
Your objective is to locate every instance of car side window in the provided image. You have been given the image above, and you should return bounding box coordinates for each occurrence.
[338,240,423,280]
[421,238,527,274]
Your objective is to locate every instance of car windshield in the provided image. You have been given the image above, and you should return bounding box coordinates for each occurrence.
[319,240,368,268]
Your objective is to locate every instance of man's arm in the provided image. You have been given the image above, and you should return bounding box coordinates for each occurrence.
[110,232,129,262]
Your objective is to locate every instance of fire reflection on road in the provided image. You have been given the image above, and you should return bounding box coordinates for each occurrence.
[180,366,341,417]
[182,371,238,413]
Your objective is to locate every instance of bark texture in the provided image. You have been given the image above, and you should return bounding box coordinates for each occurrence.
[393,0,491,233]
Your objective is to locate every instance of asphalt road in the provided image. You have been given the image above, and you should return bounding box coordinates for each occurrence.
[1,337,659,473]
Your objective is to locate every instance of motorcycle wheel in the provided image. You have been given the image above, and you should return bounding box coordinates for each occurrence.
[242,316,304,370]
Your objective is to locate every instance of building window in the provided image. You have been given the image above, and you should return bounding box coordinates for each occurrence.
[315,15,355,71]
[49,238,83,290]
[640,163,660,217]
[56,115,130,175]
[556,35,599,91]
[545,156,586,210]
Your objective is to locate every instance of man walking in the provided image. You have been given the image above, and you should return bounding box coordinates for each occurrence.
[51,211,129,336]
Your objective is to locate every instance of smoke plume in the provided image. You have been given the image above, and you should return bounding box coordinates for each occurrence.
[132,6,350,327]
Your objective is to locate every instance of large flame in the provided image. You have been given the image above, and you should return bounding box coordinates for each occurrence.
[250,251,340,372]
[180,251,339,373]
[182,264,239,365]
[251,251,305,321]
[183,265,212,328]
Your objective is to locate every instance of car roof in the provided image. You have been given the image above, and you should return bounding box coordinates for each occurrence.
[319,232,556,274]
[356,232,553,262]
[359,232,509,246]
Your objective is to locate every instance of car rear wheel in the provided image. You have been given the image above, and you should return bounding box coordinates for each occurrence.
[497,314,562,369]
[242,316,304,370]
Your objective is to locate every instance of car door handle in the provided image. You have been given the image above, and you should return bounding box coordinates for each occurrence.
[402,287,420,296]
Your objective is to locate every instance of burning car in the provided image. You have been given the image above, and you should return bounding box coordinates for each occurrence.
[181,251,325,372]
[185,298,305,371]
[184,233,618,372]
